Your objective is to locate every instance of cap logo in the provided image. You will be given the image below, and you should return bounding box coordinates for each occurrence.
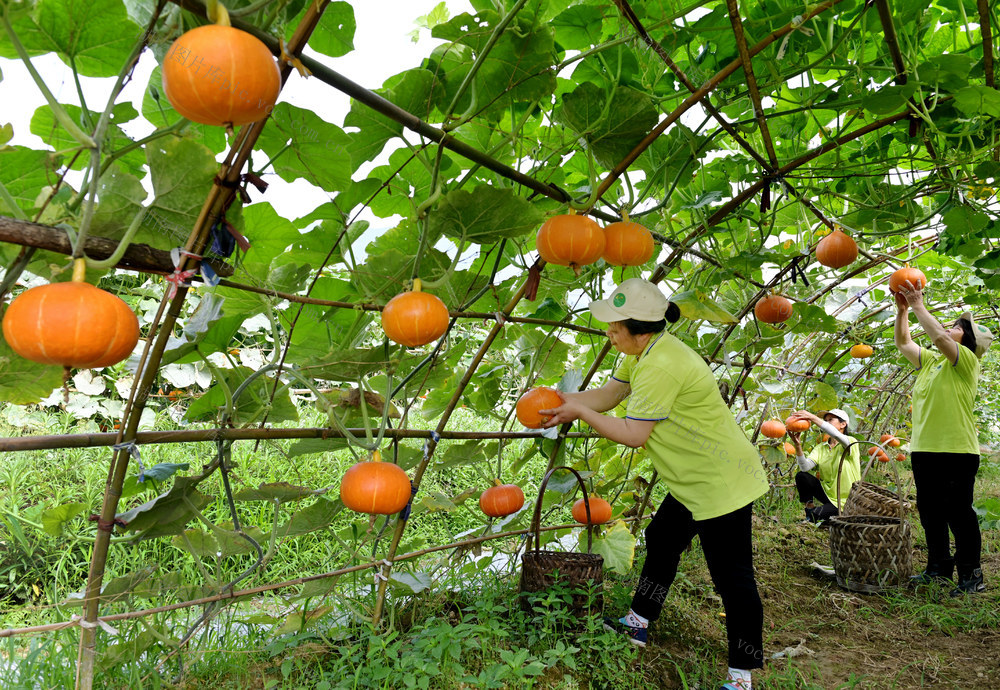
[613,293,626,307]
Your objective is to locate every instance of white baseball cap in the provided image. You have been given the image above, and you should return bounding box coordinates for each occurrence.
[589,278,670,322]
[823,408,850,426]
[958,311,994,358]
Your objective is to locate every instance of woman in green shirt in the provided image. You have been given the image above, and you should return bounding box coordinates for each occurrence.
[894,280,993,595]
[539,279,768,690]
[786,409,861,523]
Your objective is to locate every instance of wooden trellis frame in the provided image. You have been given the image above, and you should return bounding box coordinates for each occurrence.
[0,0,996,687]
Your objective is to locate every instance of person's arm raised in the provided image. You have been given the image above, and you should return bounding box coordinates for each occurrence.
[559,378,631,413]
[897,281,957,365]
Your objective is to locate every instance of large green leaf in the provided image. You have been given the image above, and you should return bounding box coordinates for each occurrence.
[285,1,355,57]
[670,290,738,323]
[40,502,87,536]
[255,103,352,192]
[0,0,142,77]
[428,185,544,243]
[0,323,63,404]
[0,147,57,219]
[586,520,635,574]
[115,476,211,538]
[557,84,659,168]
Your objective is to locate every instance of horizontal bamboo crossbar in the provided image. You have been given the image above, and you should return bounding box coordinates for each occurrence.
[0,427,602,453]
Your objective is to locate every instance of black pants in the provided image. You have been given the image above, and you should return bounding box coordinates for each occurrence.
[911,452,981,578]
[794,471,839,521]
[631,494,764,670]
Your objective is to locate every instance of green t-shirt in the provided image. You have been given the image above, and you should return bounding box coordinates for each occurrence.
[613,332,769,521]
[911,346,980,454]
[808,441,861,510]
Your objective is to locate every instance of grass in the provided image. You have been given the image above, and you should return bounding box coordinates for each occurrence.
[2,399,1000,688]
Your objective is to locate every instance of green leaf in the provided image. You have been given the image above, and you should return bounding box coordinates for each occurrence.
[171,524,267,558]
[428,185,545,243]
[551,5,604,50]
[670,290,737,323]
[807,381,839,412]
[557,84,659,168]
[0,322,63,404]
[286,1,355,57]
[184,366,299,425]
[139,463,190,483]
[344,68,437,166]
[861,83,917,115]
[953,86,1000,118]
[233,482,319,503]
[274,498,343,538]
[0,147,56,219]
[255,103,352,192]
[389,571,433,593]
[115,476,211,538]
[0,0,143,77]
[587,520,635,574]
[275,605,336,635]
[40,502,87,536]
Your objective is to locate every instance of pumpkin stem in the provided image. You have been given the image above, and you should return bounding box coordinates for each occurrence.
[206,0,231,26]
[621,209,630,223]
[62,367,71,404]
[492,478,503,487]
[71,257,87,283]
[372,449,382,463]
[412,278,422,293]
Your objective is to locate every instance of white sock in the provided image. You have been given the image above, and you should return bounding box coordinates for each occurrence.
[624,609,648,628]
[727,667,751,688]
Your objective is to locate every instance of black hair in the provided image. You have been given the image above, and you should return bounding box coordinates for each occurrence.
[621,302,680,335]
[957,318,977,354]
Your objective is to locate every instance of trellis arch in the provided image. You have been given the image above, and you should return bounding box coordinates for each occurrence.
[1,0,999,686]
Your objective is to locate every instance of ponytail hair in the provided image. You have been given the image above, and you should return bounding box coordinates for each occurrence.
[622,302,680,335]
[665,301,680,323]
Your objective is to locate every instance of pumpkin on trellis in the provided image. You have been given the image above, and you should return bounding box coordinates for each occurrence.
[815,227,858,269]
[889,266,927,293]
[572,496,612,525]
[381,279,450,347]
[161,2,280,128]
[515,386,563,428]
[1,259,139,372]
[754,294,793,324]
[479,480,525,518]
[850,344,873,358]
[602,215,655,267]
[536,214,605,273]
[760,419,787,438]
[339,451,412,515]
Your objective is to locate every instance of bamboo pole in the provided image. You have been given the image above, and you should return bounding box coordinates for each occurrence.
[0,215,234,277]
[74,4,332,686]
[0,427,603,453]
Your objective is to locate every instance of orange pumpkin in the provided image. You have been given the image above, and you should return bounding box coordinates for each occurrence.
[162,23,280,128]
[896,452,906,462]
[889,266,927,293]
[381,281,449,347]
[785,416,810,432]
[815,228,858,268]
[850,344,873,358]
[602,220,654,266]
[339,452,411,514]
[880,433,901,448]
[2,265,139,370]
[754,294,793,323]
[877,450,890,463]
[572,496,612,525]
[760,419,787,438]
[536,214,605,271]
[515,387,563,428]
[479,481,525,518]
[783,441,796,455]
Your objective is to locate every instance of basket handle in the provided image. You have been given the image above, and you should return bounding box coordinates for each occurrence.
[836,439,906,520]
[526,465,596,554]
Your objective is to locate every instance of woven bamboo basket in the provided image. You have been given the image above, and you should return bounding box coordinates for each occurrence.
[828,443,912,593]
[841,447,912,518]
[519,465,604,615]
